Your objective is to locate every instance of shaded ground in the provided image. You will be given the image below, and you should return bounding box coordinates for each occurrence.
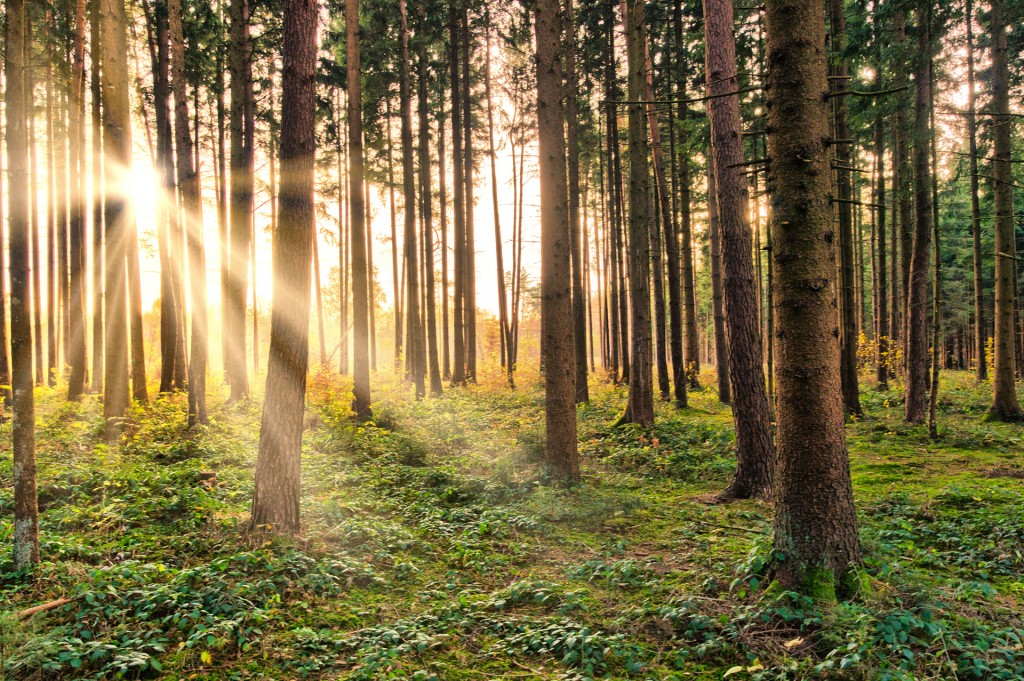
[1,368,1023,680]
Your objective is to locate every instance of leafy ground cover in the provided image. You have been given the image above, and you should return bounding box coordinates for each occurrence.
[1,368,1022,680]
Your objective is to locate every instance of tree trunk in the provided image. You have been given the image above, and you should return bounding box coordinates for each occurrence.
[385,98,402,370]
[419,2,442,395]
[348,0,371,419]
[964,0,986,382]
[461,6,476,382]
[450,3,466,386]
[872,9,888,391]
[565,0,589,403]
[226,0,254,401]
[399,0,425,398]
[438,112,451,381]
[621,0,654,427]
[7,0,39,569]
[536,0,579,482]
[45,38,58,387]
[904,1,933,425]
[704,0,774,498]
[708,157,730,404]
[894,11,912,370]
[90,0,105,395]
[987,0,1023,421]
[100,0,132,420]
[67,0,89,400]
[603,7,622,382]
[829,0,861,415]
[251,0,317,533]
[766,0,862,599]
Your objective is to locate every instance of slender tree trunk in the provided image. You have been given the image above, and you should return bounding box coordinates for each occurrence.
[68,0,89,400]
[964,0,985,382]
[829,0,861,415]
[895,11,912,369]
[90,0,105,395]
[621,0,654,426]
[419,3,442,395]
[385,98,403,370]
[766,0,862,598]
[704,0,774,498]
[170,0,207,425]
[987,0,1022,421]
[7,0,39,569]
[565,0,589,403]
[450,4,466,386]
[461,5,477,382]
[708,157,730,403]
[336,87,349,374]
[536,0,580,482]
[438,113,451,381]
[904,1,933,425]
[872,23,889,391]
[226,0,253,401]
[45,38,58,387]
[603,8,622,382]
[251,0,317,533]
[100,0,132,420]
[348,0,371,419]
[928,61,941,439]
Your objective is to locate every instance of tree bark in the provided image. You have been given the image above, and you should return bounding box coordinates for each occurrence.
[7,0,39,569]
[226,0,254,401]
[418,5,441,395]
[251,0,317,533]
[622,0,654,427]
[67,0,89,400]
[872,8,888,391]
[707,157,730,404]
[450,4,466,386]
[704,0,774,498]
[987,0,1023,421]
[348,0,371,419]
[766,0,862,598]
[964,0,986,382]
[904,1,933,425]
[536,0,580,482]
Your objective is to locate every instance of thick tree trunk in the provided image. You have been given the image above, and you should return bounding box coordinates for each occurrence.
[100,0,133,420]
[348,0,371,419]
[904,2,933,425]
[535,0,579,482]
[226,0,254,401]
[251,0,317,533]
[7,0,39,569]
[766,0,862,599]
[621,0,654,426]
[704,0,774,498]
[987,0,1023,421]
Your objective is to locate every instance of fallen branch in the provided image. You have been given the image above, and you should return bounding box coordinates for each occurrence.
[17,597,73,620]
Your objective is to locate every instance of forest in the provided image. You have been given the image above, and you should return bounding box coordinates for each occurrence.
[0,0,1023,676]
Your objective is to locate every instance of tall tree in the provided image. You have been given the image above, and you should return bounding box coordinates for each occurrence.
[829,0,861,414]
[987,0,1023,421]
[536,0,579,482]
[170,0,208,426]
[100,0,133,420]
[419,1,442,395]
[964,0,985,382]
[766,0,861,599]
[904,1,933,425]
[704,0,774,498]
[67,0,89,400]
[226,0,254,402]
[872,6,888,391]
[449,2,467,385]
[7,0,39,569]
[90,0,104,395]
[250,0,317,532]
[621,0,654,426]
[349,0,372,419]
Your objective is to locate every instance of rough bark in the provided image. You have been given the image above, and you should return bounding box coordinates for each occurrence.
[622,0,654,427]
[964,0,986,382]
[766,0,862,598]
[904,2,932,425]
[251,0,317,533]
[7,0,39,569]
[987,0,1023,421]
[704,0,774,498]
[536,0,580,482]
[708,157,730,404]
[68,0,89,400]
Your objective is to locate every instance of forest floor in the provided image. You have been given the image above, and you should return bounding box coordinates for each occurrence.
[1,368,1023,680]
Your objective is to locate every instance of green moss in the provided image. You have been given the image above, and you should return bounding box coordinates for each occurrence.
[802,566,838,603]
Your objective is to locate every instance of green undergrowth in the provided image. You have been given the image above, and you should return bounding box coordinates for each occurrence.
[0,369,1022,679]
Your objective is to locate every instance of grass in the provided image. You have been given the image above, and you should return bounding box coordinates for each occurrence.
[0,367,1022,680]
